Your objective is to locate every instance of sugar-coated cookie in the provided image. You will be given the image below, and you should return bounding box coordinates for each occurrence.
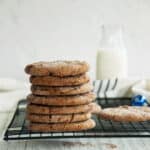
[27,112,91,123]
[31,82,93,96]
[25,60,89,77]
[30,74,89,86]
[27,92,95,106]
[99,105,150,122]
[29,119,95,132]
[27,103,95,115]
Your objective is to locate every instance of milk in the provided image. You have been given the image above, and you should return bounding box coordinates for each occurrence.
[96,25,128,80]
[96,49,128,79]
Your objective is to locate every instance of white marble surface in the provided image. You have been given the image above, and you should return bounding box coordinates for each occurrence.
[0,0,150,80]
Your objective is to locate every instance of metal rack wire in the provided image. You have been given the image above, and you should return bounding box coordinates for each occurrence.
[3,98,150,141]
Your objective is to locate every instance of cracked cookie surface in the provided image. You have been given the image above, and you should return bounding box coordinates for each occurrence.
[27,92,95,106]
[30,74,89,86]
[25,60,89,77]
[31,82,93,96]
[29,119,95,132]
[27,112,91,123]
[99,105,150,122]
[27,103,96,115]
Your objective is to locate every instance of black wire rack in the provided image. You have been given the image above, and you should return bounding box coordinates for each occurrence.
[3,97,150,141]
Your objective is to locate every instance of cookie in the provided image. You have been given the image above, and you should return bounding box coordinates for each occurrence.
[27,112,91,123]
[25,60,89,77]
[31,82,93,96]
[27,92,95,106]
[99,105,150,122]
[27,103,95,115]
[30,74,89,86]
[131,106,150,113]
[29,119,95,132]
[89,103,101,114]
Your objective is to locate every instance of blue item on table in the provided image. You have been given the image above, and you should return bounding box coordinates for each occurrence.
[131,95,148,106]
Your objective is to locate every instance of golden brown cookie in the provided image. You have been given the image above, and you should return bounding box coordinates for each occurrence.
[27,103,95,115]
[31,82,93,96]
[27,112,91,123]
[131,106,150,113]
[99,105,150,122]
[29,119,95,132]
[27,92,95,106]
[25,61,89,77]
[30,74,89,86]
[89,103,101,114]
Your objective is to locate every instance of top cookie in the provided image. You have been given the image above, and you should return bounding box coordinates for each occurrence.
[25,60,89,77]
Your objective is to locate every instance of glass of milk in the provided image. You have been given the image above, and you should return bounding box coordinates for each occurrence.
[96,24,128,80]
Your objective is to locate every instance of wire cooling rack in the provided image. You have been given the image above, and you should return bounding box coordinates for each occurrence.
[3,98,150,141]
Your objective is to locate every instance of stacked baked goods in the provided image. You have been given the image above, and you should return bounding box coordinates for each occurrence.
[25,60,97,132]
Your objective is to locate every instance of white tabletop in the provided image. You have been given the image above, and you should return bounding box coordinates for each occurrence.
[0,112,149,150]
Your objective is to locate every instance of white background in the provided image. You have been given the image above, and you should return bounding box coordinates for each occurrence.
[0,0,150,81]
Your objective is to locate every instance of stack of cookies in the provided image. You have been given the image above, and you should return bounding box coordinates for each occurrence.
[25,60,96,132]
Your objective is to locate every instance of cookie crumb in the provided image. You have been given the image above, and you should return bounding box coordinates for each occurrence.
[63,141,94,147]
[105,143,118,150]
